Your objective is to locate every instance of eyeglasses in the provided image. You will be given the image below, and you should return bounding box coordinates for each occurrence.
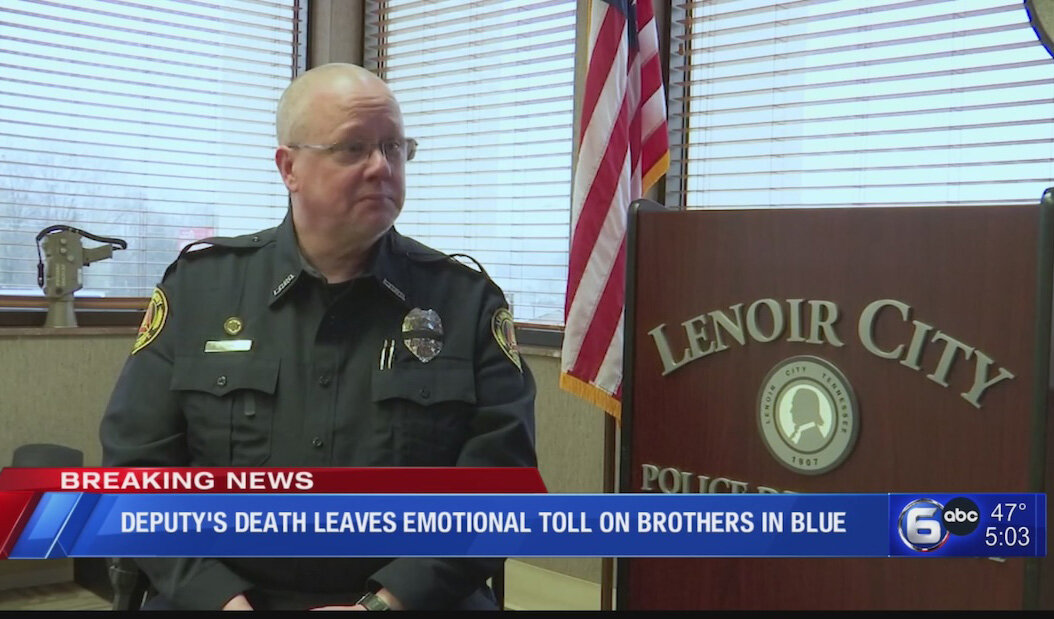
[287,138,418,164]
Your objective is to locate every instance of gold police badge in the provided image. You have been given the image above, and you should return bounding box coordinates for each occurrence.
[132,287,168,355]
[223,316,244,336]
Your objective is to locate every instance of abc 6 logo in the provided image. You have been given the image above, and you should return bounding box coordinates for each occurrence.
[897,497,980,552]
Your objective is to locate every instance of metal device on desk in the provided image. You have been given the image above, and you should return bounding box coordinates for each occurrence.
[36,225,127,328]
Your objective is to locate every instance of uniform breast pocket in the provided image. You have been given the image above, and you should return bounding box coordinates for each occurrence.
[371,357,476,466]
[171,355,280,466]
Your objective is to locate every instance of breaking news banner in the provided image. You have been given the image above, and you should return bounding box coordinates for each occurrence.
[0,468,1044,559]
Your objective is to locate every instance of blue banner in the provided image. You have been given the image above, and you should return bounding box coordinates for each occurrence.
[5,493,1045,559]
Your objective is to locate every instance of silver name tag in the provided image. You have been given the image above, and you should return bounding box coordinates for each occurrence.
[204,340,253,353]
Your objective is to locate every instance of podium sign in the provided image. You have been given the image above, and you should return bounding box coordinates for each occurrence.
[619,201,1053,609]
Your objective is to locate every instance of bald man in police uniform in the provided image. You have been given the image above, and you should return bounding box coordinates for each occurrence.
[100,63,537,611]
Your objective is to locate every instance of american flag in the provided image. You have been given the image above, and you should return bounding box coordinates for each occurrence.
[560,0,670,420]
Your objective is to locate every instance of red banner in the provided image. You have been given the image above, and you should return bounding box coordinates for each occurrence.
[0,467,548,494]
[0,492,39,559]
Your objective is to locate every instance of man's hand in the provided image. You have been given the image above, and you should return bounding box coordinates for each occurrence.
[222,593,254,610]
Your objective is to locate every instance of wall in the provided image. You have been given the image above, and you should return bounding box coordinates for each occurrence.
[0,329,130,469]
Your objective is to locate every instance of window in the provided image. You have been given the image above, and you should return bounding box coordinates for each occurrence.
[365,0,576,325]
[0,0,304,298]
[667,0,1054,210]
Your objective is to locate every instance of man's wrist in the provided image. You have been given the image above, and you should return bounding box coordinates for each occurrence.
[355,592,391,611]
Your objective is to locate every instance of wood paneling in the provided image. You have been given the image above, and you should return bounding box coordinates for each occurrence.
[621,205,1050,609]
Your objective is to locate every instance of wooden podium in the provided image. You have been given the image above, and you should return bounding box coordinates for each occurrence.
[618,197,1053,609]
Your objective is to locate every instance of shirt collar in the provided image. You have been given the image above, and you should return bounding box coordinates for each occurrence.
[269,212,412,308]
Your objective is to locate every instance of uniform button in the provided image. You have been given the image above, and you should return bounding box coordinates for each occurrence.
[318,374,332,387]
[251,235,260,243]
[311,437,324,448]
[419,388,431,400]
[216,375,227,387]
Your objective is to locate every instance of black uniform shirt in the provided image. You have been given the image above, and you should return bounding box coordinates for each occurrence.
[100,213,537,610]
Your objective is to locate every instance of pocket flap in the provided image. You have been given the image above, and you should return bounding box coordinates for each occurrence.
[372,357,476,406]
[171,355,279,397]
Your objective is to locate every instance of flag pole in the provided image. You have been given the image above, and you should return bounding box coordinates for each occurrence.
[601,414,616,610]
[561,1,670,608]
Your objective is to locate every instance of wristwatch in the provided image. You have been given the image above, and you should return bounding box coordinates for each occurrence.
[356,592,391,611]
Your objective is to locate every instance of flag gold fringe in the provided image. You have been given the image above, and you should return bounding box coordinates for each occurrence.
[559,372,621,422]
[641,151,670,195]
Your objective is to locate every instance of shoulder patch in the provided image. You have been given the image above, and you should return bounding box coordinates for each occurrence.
[132,287,168,355]
[492,307,522,372]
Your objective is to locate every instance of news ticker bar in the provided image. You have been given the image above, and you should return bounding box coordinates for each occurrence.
[0,467,547,558]
[1,493,1045,559]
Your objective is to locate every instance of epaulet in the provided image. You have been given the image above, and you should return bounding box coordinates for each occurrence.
[178,228,276,258]
[162,229,275,281]
[398,233,499,287]
[446,253,492,281]
[399,234,449,263]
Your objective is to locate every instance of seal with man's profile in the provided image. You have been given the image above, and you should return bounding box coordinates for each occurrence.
[757,355,859,475]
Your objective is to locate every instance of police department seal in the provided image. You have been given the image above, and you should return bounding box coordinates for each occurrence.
[757,356,858,475]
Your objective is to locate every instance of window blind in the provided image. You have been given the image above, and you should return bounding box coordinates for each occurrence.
[365,0,576,325]
[0,0,303,297]
[666,0,1054,210]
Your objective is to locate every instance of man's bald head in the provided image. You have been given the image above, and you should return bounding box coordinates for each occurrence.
[276,63,396,145]
[273,63,408,273]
